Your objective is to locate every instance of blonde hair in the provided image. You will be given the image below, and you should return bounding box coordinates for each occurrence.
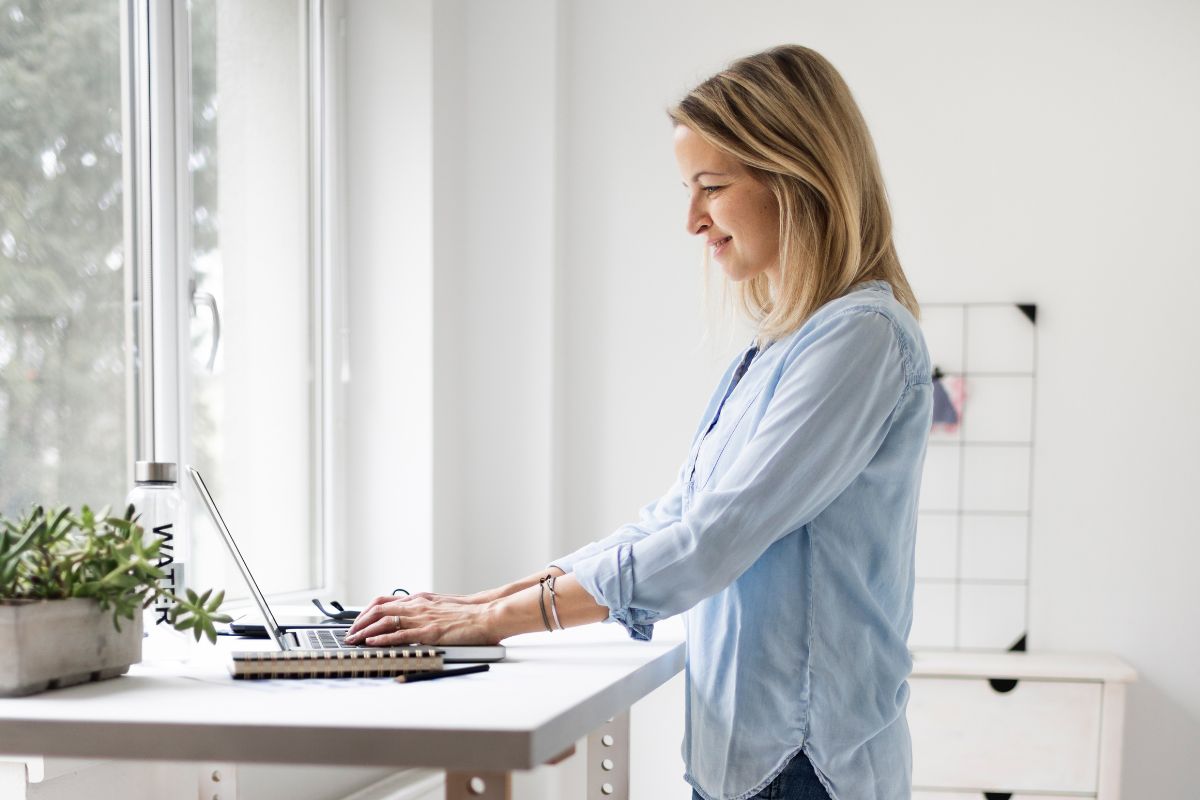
[670,45,918,343]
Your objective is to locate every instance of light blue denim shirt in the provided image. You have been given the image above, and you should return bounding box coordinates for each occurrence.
[552,281,932,800]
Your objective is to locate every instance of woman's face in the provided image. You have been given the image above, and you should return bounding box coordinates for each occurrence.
[673,125,781,285]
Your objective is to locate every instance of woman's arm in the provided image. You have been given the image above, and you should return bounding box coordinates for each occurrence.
[342,571,606,647]
[341,355,726,646]
[430,566,567,605]
[343,453,693,641]
[570,309,916,628]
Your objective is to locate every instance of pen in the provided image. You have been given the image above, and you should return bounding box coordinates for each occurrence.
[395,664,490,684]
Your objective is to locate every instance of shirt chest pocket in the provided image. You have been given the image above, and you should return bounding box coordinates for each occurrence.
[690,381,765,493]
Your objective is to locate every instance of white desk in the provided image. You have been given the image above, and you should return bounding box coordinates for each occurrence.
[0,622,686,799]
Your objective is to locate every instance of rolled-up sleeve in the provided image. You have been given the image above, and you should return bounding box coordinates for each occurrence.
[572,309,911,638]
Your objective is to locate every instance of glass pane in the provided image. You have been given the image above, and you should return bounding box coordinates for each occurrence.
[0,1,127,517]
[188,0,318,596]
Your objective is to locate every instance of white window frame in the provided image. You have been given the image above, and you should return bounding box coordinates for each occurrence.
[121,0,345,601]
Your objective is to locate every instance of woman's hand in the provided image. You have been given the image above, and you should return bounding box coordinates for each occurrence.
[343,567,575,647]
[343,593,501,647]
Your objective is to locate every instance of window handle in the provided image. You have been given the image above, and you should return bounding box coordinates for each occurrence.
[190,279,221,372]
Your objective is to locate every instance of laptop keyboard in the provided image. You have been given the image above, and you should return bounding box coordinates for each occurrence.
[302,628,430,651]
[305,628,355,650]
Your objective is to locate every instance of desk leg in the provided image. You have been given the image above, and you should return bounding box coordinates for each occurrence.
[587,711,630,800]
[445,770,511,799]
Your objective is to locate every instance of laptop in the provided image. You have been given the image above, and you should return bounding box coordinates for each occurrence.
[187,466,505,663]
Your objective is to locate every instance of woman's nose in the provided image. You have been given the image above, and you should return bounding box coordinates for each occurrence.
[686,197,711,236]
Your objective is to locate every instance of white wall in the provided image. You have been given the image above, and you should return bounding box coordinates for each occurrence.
[448,0,563,592]
[346,0,564,599]
[346,0,1200,796]
[344,0,436,597]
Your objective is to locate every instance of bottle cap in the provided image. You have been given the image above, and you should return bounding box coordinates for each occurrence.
[134,461,178,483]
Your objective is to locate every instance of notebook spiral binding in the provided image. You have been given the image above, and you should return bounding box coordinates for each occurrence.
[230,648,444,680]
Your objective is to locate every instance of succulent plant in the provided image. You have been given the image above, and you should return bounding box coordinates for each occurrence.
[0,504,231,642]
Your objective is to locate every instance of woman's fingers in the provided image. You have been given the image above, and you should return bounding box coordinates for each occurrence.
[360,625,435,647]
[346,598,402,637]
[356,612,410,644]
[346,598,431,642]
[344,606,373,637]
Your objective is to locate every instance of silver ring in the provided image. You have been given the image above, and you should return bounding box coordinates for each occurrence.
[392,615,401,628]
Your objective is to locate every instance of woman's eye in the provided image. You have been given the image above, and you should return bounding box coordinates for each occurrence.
[701,185,721,194]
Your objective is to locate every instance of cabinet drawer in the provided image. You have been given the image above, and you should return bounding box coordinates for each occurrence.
[908,677,1102,794]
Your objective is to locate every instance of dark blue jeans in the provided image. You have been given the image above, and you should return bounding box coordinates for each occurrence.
[692,750,831,800]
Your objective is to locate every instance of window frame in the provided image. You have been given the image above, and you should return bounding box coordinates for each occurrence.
[122,0,345,602]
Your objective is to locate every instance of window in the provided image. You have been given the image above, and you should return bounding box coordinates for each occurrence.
[1,0,341,600]
[0,0,129,517]
[184,0,329,598]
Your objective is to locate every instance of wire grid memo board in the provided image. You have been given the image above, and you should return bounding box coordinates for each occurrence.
[910,302,1037,653]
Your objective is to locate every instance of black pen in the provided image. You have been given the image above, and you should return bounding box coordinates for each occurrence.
[395,664,490,684]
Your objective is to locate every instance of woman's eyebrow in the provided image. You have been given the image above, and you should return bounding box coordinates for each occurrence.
[692,171,729,182]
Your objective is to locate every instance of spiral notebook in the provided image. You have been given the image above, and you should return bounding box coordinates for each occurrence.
[230,647,443,680]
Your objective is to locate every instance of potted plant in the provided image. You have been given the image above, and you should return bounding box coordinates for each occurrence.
[0,504,231,697]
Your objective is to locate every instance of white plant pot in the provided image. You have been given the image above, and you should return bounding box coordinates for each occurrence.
[0,598,143,697]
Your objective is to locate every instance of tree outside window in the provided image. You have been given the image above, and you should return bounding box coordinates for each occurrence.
[0,0,127,515]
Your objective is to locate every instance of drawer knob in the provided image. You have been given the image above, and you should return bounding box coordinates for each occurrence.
[987,677,1018,694]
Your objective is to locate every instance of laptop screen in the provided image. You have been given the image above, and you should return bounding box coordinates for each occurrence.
[187,466,288,651]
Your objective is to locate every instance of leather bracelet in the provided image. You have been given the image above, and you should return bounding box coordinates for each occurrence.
[546,574,564,631]
[537,576,554,632]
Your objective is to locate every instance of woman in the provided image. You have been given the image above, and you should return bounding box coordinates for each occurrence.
[346,45,931,800]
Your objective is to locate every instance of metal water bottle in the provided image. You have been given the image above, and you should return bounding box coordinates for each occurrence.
[126,461,189,635]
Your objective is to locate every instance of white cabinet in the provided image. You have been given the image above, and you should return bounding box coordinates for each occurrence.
[908,651,1136,799]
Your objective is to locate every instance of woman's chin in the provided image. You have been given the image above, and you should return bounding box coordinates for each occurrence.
[719,265,756,283]
[717,262,746,282]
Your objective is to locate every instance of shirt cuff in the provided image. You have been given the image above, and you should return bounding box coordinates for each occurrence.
[572,543,659,641]
[547,540,607,575]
